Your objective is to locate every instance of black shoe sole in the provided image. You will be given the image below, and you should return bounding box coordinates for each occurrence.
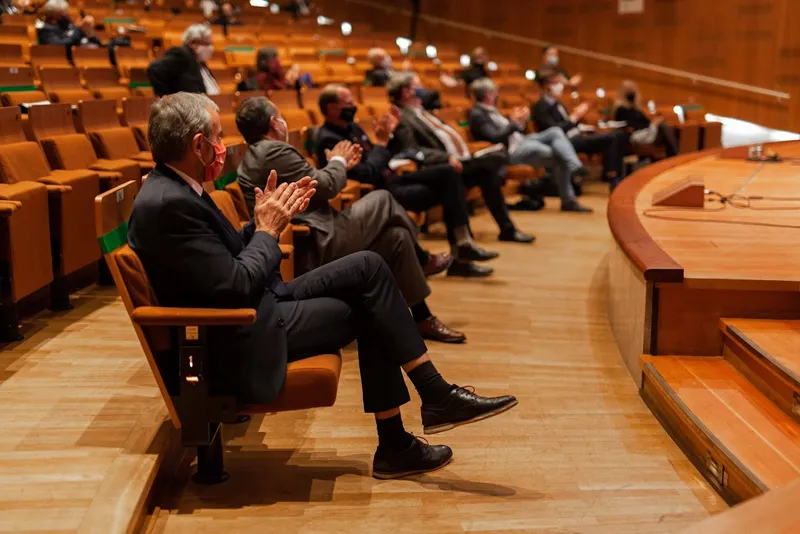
[422,398,519,435]
[372,455,453,480]
[446,268,494,278]
[420,333,467,344]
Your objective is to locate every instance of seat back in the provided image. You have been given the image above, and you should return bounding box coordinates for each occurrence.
[94,180,179,427]
[0,106,27,146]
[210,68,238,94]
[268,89,300,110]
[208,93,236,113]
[40,67,94,104]
[72,46,110,69]
[224,180,252,220]
[360,85,387,104]
[0,141,53,183]
[209,190,245,229]
[30,45,71,71]
[122,97,155,127]
[82,66,122,89]
[28,102,77,141]
[0,43,24,67]
[116,47,150,77]
[78,98,121,131]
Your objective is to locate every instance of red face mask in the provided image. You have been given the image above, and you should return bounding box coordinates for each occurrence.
[200,136,226,182]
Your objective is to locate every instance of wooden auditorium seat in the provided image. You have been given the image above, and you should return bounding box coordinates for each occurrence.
[0,106,101,311]
[82,67,130,102]
[207,94,245,146]
[95,180,341,483]
[0,25,31,61]
[78,99,155,172]
[0,43,25,67]
[268,89,301,110]
[30,44,72,73]
[0,66,47,106]
[121,96,155,151]
[39,67,95,104]
[29,103,142,191]
[71,46,111,69]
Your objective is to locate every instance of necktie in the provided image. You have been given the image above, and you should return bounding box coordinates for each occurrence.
[420,111,471,158]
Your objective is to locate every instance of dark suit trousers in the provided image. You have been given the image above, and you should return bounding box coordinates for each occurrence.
[461,153,515,232]
[281,251,427,413]
[570,131,628,180]
[387,163,470,244]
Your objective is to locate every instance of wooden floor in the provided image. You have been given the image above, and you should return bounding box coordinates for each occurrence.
[145,183,726,533]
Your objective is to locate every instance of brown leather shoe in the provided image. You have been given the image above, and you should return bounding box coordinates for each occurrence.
[422,252,454,277]
[418,316,466,344]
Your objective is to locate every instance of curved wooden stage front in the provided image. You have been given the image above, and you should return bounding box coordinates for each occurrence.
[608,141,800,381]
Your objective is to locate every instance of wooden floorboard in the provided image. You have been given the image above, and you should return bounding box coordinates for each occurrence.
[149,185,727,534]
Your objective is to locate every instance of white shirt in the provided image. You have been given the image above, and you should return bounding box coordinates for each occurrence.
[477,102,524,155]
[411,106,471,159]
[200,65,220,96]
[167,164,203,196]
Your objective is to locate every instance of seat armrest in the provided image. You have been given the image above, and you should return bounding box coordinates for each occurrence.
[468,141,493,153]
[279,244,293,259]
[359,183,375,193]
[291,224,311,236]
[0,200,21,214]
[131,306,257,326]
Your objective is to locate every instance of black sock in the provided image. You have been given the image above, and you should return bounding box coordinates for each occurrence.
[410,301,432,323]
[407,360,452,405]
[376,413,415,450]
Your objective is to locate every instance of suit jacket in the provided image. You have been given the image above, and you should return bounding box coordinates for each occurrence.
[468,104,523,148]
[392,106,453,166]
[236,139,347,261]
[315,121,394,188]
[531,97,575,134]
[147,45,212,96]
[128,164,288,404]
[365,67,393,87]
[460,64,489,88]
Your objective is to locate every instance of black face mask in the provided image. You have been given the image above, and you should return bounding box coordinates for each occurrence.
[625,91,636,103]
[339,105,358,123]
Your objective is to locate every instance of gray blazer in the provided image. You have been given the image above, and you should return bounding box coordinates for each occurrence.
[391,106,452,166]
[469,104,522,148]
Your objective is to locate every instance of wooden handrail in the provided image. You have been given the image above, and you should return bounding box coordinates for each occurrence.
[607,149,722,283]
[341,0,791,101]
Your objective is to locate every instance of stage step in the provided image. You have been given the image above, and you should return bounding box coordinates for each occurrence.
[720,318,800,423]
[640,356,800,505]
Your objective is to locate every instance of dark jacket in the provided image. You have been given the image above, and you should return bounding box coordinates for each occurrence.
[37,20,101,47]
[614,105,651,131]
[392,106,453,166]
[461,64,489,87]
[531,97,575,134]
[365,67,393,87]
[316,121,394,188]
[127,164,288,404]
[468,104,523,148]
[147,45,211,96]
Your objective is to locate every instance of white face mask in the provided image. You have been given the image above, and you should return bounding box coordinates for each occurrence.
[546,55,559,66]
[195,44,214,62]
[550,82,564,97]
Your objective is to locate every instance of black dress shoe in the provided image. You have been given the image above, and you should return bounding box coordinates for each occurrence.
[456,244,499,262]
[417,316,466,344]
[373,437,453,479]
[447,261,493,278]
[561,200,594,213]
[422,386,518,435]
[422,252,454,277]
[498,228,536,243]
[571,165,591,183]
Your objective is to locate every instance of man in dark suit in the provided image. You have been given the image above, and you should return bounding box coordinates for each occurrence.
[315,84,498,278]
[128,92,517,479]
[234,96,466,344]
[460,47,490,88]
[38,0,102,49]
[469,78,592,212]
[532,67,628,188]
[388,72,534,244]
[146,23,219,96]
[365,47,394,87]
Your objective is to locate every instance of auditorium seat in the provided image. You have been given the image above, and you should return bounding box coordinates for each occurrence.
[72,46,111,69]
[0,106,101,310]
[282,108,316,129]
[30,45,72,73]
[116,48,150,80]
[235,90,266,109]
[95,180,341,483]
[0,66,47,106]
[125,67,155,98]
[29,103,142,190]
[0,43,25,67]
[39,67,95,104]
[208,94,245,146]
[78,99,155,172]
[268,89,301,110]
[121,96,154,151]
[0,25,31,62]
[210,68,239,94]
[82,67,130,102]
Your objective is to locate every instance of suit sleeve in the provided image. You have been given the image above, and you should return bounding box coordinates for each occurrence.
[37,26,84,46]
[469,109,521,145]
[272,144,346,201]
[393,120,450,166]
[532,100,575,133]
[157,199,282,308]
[147,48,191,97]
[239,218,256,244]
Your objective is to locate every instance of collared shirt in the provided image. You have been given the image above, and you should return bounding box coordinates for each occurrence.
[477,102,524,155]
[200,65,220,95]
[411,106,471,159]
[167,164,203,196]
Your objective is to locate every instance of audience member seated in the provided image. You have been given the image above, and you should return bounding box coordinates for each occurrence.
[238,47,302,92]
[613,80,678,159]
[365,48,394,87]
[469,78,592,213]
[234,96,466,344]
[37,0,102,48]
[388,73,535,244]
[147,24,219,96]
[128,92,518,479]
[460,47,490,87]
[532,67,628,189]
[212,2,243,35]
[315,84,499,278]
[538,45,582,89]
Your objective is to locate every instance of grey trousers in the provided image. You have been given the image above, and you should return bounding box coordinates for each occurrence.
[509,126,583,204]
[303,190,431,307]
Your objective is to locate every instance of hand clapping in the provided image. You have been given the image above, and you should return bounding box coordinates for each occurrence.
[253,170,317,239]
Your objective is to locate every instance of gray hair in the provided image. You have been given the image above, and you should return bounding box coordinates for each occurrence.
[148,92,219,164]
[182,24,212,45]
[387,72,415,104]
[367,47,385,63]
[235,96,277,145]
[42,0,69,16]
[470,78,496,102]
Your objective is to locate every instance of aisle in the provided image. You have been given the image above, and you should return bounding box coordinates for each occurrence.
[154,185,727,533]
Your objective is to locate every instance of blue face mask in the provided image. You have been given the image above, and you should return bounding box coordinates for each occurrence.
[414,87,427,100]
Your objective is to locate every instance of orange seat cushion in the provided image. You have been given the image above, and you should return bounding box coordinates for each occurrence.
[243,354,342,413]
[505,164,537,182]
[1,90,48,106]
[49,89,94,104]
[88,127,141,160]
[91,158,143,186]
[0,141,52,182]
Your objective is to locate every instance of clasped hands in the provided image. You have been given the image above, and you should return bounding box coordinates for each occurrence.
[253,170,318,239]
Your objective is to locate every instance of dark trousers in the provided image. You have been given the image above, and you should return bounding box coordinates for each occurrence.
[570,130,628,181]
[281,251,427,413]
[657,123,679,157]
[387,163,471,244]
[461,153,514,232]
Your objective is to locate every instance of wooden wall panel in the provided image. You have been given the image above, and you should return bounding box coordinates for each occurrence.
[316,0,799,132]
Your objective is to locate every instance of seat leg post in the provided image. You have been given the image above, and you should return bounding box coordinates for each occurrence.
[49,278,72,311]
[97,260,113,287]
[0,304,22,342]
[191,422,229,484]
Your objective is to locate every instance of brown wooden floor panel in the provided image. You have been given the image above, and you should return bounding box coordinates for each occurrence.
[722,318,800,385]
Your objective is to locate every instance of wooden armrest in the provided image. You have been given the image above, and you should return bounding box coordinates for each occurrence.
[131,306,257,326]
[339,193,357,202]
[279,243,293,259]
[396,162,418,175]
[42,183,72,193]
[468,141,493,153]
[0,200,21,215]
[291,224,311,236]
[359,183,375,192]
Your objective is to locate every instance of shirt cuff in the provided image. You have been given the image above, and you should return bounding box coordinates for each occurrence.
[330,156,347,166]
